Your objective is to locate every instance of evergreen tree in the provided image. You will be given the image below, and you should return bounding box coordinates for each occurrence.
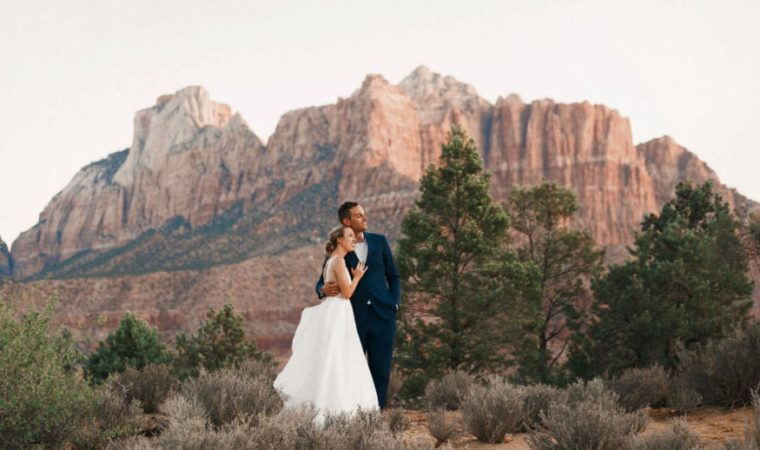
[86,313,171,381]
[174,303,272,378]
[395,125,540,399]
[569,181,754,377]
[508,180,604,383]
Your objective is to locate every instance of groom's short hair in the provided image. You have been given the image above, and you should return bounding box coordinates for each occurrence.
[338,201,359,224]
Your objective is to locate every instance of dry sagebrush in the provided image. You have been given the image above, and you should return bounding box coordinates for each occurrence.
[527,378,649,450]
[608,365,670,412]
[676,326,760,407]
[460,377,524,443]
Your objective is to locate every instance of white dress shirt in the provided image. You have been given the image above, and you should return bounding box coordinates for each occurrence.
[354,240,368,263]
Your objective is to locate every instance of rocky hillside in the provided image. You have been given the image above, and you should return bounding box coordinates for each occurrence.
[4,66,757,354]
[0,236,11,283]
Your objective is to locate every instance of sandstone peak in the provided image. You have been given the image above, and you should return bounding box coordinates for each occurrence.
[496,93,525,107]
[399,65,481,102]
[353,74,397,98]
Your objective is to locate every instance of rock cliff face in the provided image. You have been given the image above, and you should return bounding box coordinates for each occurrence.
[7,67,759,353]
[0,236,11,282]
[637,135,755,210]
[11,87,266,279]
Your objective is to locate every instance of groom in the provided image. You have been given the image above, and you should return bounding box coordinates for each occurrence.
[316,201,400,409]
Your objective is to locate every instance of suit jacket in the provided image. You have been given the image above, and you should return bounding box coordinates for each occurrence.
[315,232,401,322]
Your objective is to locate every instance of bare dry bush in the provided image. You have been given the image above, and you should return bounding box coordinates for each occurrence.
[116,364,178,413]
[460,377,524,443]
[527,378,649,450]
[627,419,702,450]
[609,365,670,412]
[424,370,476,411]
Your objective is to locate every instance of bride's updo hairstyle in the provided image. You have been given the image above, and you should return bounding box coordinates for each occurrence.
[325,225,348,255]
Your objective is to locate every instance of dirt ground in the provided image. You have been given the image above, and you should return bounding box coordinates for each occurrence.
[399,407,755,449]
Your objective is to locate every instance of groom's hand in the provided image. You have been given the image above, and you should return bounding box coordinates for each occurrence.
[321,282,340,297]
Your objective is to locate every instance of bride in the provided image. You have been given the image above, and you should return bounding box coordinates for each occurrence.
[273,225,379,419]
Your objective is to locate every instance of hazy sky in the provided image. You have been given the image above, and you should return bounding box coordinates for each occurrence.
[1,0,759,245]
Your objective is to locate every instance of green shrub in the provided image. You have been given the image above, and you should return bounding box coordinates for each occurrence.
[676,325,760,407]
[460,377,524,443]
[173,304,273,378]
[86,313,171,382]
[72,383,144,449]
[0,302,96,449]
[609,365,669,411]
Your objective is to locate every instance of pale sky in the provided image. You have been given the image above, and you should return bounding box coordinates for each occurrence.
[1,0,759,246]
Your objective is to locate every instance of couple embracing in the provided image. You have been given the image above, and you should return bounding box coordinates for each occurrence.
[274,201,400,419]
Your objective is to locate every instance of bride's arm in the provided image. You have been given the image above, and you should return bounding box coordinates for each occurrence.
[334,258,366,299]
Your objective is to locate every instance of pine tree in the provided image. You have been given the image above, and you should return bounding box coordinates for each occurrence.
[395,125,540,399]
[174,303,272,378]
[569,181,754,377]
[86,312,171,382]
[508,180,604,383]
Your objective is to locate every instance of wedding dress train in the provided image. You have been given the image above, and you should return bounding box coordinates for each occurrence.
[273,256,378,419]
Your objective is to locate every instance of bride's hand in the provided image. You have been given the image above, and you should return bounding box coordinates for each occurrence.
[351,262,367,279]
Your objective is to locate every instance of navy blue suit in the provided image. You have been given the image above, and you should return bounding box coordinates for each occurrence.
[315,232,400,408]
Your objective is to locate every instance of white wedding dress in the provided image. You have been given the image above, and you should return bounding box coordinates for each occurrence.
[273,256,379,420]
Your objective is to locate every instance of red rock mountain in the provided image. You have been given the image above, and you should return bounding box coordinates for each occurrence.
[4,67,758,354]
[0,236,11,282]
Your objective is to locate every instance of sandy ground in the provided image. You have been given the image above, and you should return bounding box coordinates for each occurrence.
[398,407,754,449]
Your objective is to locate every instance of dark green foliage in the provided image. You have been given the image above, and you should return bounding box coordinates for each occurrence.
[0,301,96,449]
[86,313,171,382]
[395,125,540,398]
[174,304,273,378]
[675,324,760,407]
[569,182,754,378]
[508,180,604,383]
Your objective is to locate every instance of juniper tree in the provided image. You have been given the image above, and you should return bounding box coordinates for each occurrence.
[174,303,272,378]
[394,126,540,399]
[569,181,754,377]
[86,312,171,381]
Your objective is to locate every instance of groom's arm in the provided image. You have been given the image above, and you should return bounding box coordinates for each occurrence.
[382,235,401,310]
[315,257,327,300]
[315,274,326,300]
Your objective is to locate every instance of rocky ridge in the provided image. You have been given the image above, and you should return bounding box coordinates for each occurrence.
[4,66,758,354]
[0,236,11,283]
